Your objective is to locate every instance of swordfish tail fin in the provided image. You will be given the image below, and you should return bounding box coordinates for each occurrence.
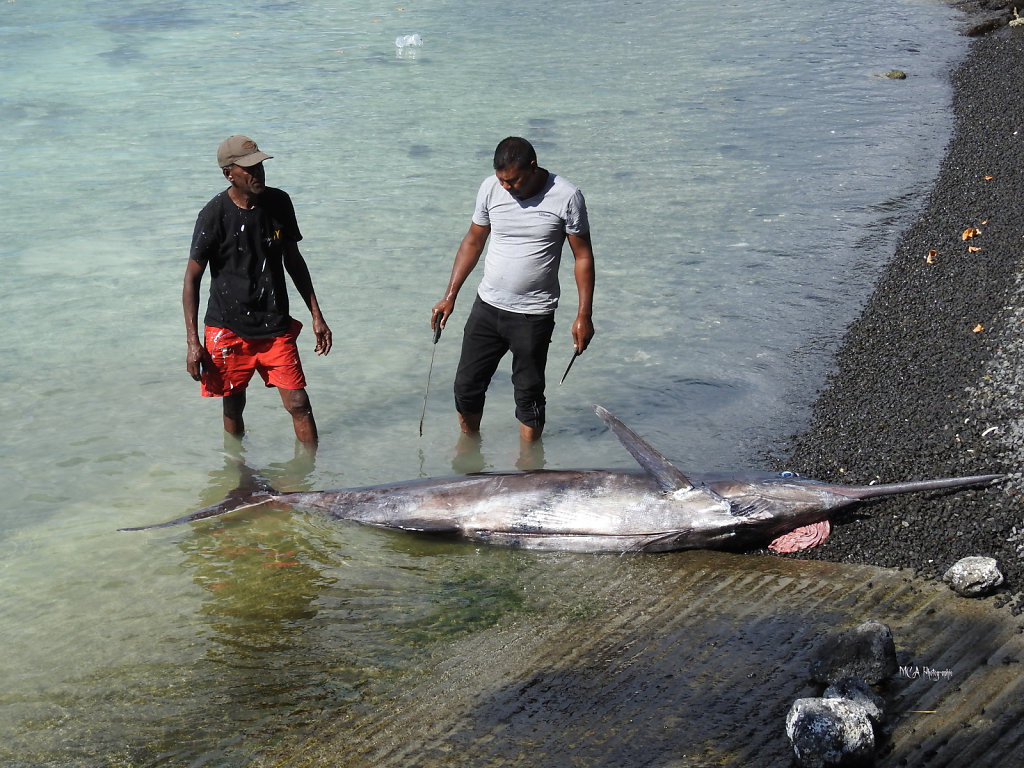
[118,483,279,531]
[821,473,1005,501]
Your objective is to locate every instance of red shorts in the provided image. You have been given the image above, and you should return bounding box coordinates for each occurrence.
[201,320,307,397]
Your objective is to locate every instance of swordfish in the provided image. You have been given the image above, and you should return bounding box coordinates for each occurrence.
[122,406,1003,553]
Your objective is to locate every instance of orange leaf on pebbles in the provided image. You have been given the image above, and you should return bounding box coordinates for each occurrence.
[962,227,981,241]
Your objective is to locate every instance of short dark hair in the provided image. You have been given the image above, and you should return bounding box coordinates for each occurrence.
[493,136,536,171]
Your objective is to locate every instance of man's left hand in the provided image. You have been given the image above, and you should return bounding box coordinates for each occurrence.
[313,319,332,356]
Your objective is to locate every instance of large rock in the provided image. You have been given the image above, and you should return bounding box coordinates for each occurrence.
[823,677,885,725]
[810,620,897,685]
[943,556,1004,597]
[786,697,876,767]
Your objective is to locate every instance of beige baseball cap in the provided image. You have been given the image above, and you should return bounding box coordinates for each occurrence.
[217,135,272,168]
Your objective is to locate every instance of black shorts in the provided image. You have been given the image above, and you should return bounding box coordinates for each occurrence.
[454,297,555,428]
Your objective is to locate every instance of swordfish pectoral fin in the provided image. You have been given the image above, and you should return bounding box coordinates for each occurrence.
[727,497,776,518]
[593,405,693,492]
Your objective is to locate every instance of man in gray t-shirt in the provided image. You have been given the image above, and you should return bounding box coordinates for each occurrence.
[431,137,596,442]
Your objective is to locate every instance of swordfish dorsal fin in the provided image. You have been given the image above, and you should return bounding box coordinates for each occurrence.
[593,405,693,492]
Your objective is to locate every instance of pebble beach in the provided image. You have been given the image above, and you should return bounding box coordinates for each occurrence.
[778,7,1024,610]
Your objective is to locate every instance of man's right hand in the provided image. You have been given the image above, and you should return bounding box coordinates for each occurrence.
[431,298,455,334]
[186,338,207,381]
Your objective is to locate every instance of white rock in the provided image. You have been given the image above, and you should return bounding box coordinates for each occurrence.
[786,697,875,767]
[943,556,1004,597]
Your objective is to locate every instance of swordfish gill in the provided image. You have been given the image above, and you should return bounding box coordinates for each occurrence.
[122,406,1004,552]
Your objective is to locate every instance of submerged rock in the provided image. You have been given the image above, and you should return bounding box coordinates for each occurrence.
[810,620,897,685]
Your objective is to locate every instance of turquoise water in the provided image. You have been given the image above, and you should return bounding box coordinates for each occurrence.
[0,1,967,765]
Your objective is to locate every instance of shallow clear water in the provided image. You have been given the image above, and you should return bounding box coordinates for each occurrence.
[0,0,967,764]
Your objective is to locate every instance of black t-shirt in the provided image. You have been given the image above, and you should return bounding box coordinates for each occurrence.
[189,187,303,338]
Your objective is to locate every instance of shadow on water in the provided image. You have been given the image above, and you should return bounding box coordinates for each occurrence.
[2,447,550,768]
[8,452,1022,768]
[133,450,545,765]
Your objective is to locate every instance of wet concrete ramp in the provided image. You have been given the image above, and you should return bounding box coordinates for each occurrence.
[256,551,1024,767]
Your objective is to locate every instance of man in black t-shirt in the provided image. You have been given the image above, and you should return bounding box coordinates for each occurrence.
[183,135,332,447]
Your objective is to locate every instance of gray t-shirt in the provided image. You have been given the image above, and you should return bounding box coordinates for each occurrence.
[473,171,589,314]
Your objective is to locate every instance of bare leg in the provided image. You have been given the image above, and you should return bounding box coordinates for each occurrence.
[516,433,545,471]
[222,430,244,459]
[279,387,318,446]
[452,430,485,475]
[223,390,246,437]
[458,411,482,435]
[519,421,543,442]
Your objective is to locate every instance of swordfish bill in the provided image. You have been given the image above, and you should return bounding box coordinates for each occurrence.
[120,406,1004,553]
